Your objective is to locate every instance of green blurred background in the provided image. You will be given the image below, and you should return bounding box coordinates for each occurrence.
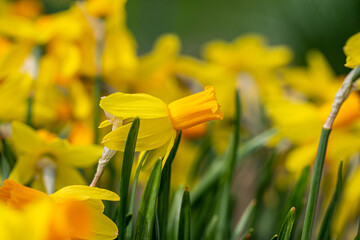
[44,0,360,74]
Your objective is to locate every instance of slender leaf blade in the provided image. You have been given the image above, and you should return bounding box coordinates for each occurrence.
[301,128,331,240]
[158,132,182,240]
[278,207,296,240]
[178,188,191,240]
[316,161,343,240]
[133,159,162,240]
[117,118,140,240]
[232,200,256,240]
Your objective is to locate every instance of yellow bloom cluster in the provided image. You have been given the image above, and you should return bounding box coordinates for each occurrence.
[0,0,359,238]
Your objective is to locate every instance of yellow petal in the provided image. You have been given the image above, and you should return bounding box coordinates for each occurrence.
[102,118,174,152]
[285,143,318,173]
[54,165,87,191]
[9,155,36,185]
[59,144,103,167]
[91,210,119,240]
[141,130,176,170]
[100,92,169,119]
[344,32,360,68]
[51,185,120,202]
[69,79,92,120]
[10,121,43,153]
[99,120,112,128]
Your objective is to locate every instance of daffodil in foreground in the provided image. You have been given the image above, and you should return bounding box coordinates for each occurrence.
[8,121,102,193]
[0,179,119,240]
[344,32,360,69]
[100,86,223,168]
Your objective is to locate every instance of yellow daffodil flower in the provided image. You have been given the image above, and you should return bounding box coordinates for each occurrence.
[100,86,223,168]
[0,72,32,122]
[204,34,292,72]
[8,121,102,193]
[0,179,119,240]
[266,51,360,173]
[344,32,360,68]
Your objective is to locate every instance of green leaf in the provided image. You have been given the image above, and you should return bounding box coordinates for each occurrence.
[215,90,241,240]
[167,187,185,240]
[301,128,331,240]
[278,207,296,240]
[316,161,343,240]
[125,151,149,239]
[202,215,218,240]
[279,166,310,237]
[133,159,162,240]
[178,188,191,240]
[232,200,256,240]
[153,213,161,240]
[117,118,140,240]
[158,132,182,240]
[26,96,33,127]
[240,228,253,240]
[0,139,16,180]
[1,139,15,170]
[191,128,276,204]
[126,213,133,227]
[93,75,102,144]
[355,216,360,240]
[271,235,279,240]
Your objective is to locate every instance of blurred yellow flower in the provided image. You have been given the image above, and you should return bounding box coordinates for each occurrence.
[344,32,360,68]
[0,179,119,240]
[204,34,292,72]
[265,51,360,173]
[100,86,223,167]
[0,72,32,122]
[8,121,102,193]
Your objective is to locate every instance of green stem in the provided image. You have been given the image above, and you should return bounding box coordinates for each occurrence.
[301,128,331,240]
[93,75,102,144]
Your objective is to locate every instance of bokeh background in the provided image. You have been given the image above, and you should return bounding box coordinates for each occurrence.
[43,0,360,75]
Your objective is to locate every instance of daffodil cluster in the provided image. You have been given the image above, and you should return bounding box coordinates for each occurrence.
[0,0,359,239]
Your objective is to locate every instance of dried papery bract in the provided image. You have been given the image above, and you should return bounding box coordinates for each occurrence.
[90,112,122,187]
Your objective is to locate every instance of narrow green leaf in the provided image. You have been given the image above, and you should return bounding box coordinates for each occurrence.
[240,228,253,240]
[202,215,218,240]
[252,150,277,230]
[133,159,162,240]
[191,128,276,204]
[301,128,331,240]
[279,166,310,236]
[278,207,296,240]
[167,187,185,240]
[153,213,160,240]
[178,188,191,240]
[126,213,133,227]
[1,139,15,172]
[125,151,149,239]
[283,166,310,217]
[215,90,241,240]
[232,200,256,240]
[117,118,140,240]
[158,132,182,240]
[355,216,360,240]
[93,75,102,144]
[271,235,279,240]
[26,96,33,127]
[316,161,343,240]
